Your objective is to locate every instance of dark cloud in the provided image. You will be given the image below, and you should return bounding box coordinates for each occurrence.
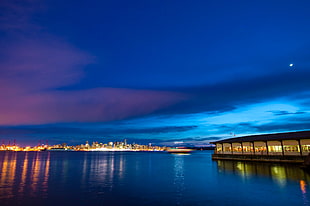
[205,115,310,137]
[123,125,198,134]
[254,123,310,134]
[268,110,306,116]
[0,124,205,146]
[156,69,310,116]
[0,125,198,138]
[161,136,223,142]
[251,114,310,133]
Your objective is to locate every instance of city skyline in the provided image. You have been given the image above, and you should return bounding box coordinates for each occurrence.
[1,0,310,146]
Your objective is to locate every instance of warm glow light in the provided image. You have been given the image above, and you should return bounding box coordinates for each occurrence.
[300,180,307,194]
[0,141,166,152]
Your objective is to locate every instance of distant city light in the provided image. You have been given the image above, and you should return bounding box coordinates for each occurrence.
[0,139,166,152]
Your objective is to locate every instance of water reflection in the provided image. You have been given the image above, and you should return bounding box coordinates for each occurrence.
[173,154,185,205]
[217,160,310,204]
[18,152,29,195]
[300,180,309,205]
[0,152,50,200]
[0,151,128,201]
[0,152,17,198]
[217,160,310,182]
[83,152,125,187]
[1,151,310,206]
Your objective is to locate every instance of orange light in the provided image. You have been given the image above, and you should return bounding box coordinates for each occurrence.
[300,180,307,194]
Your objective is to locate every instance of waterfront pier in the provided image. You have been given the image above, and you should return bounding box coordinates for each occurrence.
[211,130,310,163]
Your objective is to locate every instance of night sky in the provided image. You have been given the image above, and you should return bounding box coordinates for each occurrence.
[1,0,310,146]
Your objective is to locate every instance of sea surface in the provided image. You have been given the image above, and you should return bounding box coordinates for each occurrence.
[0,151,310,206]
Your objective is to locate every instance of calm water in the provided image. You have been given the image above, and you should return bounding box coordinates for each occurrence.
[0,151,310,206]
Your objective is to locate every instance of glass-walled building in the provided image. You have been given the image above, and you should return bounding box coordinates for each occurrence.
[211,131,310,163]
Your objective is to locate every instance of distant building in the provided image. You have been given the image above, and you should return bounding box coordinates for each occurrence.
[211,130,310,163]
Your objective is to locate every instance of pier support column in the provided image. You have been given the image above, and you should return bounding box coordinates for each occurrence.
[241,142,244,155]
[230,143,233,154]
[298,140,303,156]
[252,142,255,155]
[280,140,284,156]
[265,141,269,155]
[222,143,224,154]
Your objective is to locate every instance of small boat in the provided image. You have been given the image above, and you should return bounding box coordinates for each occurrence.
[166,147,193,154]
[46,148,74,151]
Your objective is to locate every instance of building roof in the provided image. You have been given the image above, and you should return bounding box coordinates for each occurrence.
[210,130,310,144]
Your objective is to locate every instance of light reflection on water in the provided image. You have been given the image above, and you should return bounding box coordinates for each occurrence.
[217,160,310,205]
[0,151,310,206]
[0,152,17,198]
[300,180,309,205]
[173,155,185,205]
[301,180,307,194]
[217,160,310,183]
[0,151,50,199]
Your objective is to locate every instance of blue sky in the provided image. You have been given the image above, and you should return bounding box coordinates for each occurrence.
[0,0,310,146]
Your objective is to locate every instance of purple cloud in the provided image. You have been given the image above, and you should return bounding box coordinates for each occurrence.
[0,38,186,125]
[0,87,186,125]
[0,1,187,125]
